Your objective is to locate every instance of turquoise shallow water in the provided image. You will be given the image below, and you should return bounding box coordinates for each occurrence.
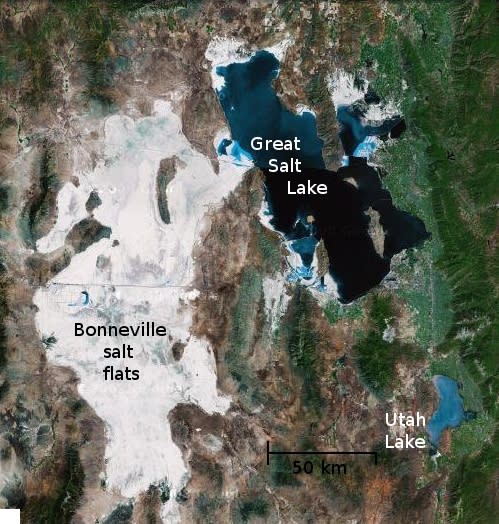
[427,375,467,447]
[216,50,325,170]
[215,49,429,302]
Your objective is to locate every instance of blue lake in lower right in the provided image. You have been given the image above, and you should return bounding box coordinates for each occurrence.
[427,375,473,448]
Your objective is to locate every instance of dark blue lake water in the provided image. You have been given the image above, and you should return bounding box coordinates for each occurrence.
[427,375,469,447]
[215,50,429,302]
[216,52,324,170]
[336,105,406,156]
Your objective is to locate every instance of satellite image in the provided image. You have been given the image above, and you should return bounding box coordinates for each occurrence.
[0,1,497,523]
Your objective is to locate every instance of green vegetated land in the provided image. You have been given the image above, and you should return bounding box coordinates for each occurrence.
[323,298,364,325]
[21,445,85,523]
[354,294,416,398]
[0,1,195,119]
[226,266,268,407]
[285,288,323,414]
[357,2,497,522]
[19,144,61,248]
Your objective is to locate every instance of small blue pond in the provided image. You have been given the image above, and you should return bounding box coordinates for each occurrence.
[68,291,90,307]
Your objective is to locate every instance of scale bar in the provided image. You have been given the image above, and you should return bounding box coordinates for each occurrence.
[266,441,378,466]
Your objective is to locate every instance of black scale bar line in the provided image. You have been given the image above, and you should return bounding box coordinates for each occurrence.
[266,441,378,466]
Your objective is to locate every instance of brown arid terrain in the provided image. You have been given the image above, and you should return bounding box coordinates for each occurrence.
[2,1,492,523]
[185,167,437,523]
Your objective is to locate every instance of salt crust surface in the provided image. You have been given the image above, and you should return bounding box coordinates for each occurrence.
[327,69,400,121]
[205,36,293,92]
[205,37,340,294]
[262,274,290,335]
[33,100,248,522]
[28,38,400,524]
